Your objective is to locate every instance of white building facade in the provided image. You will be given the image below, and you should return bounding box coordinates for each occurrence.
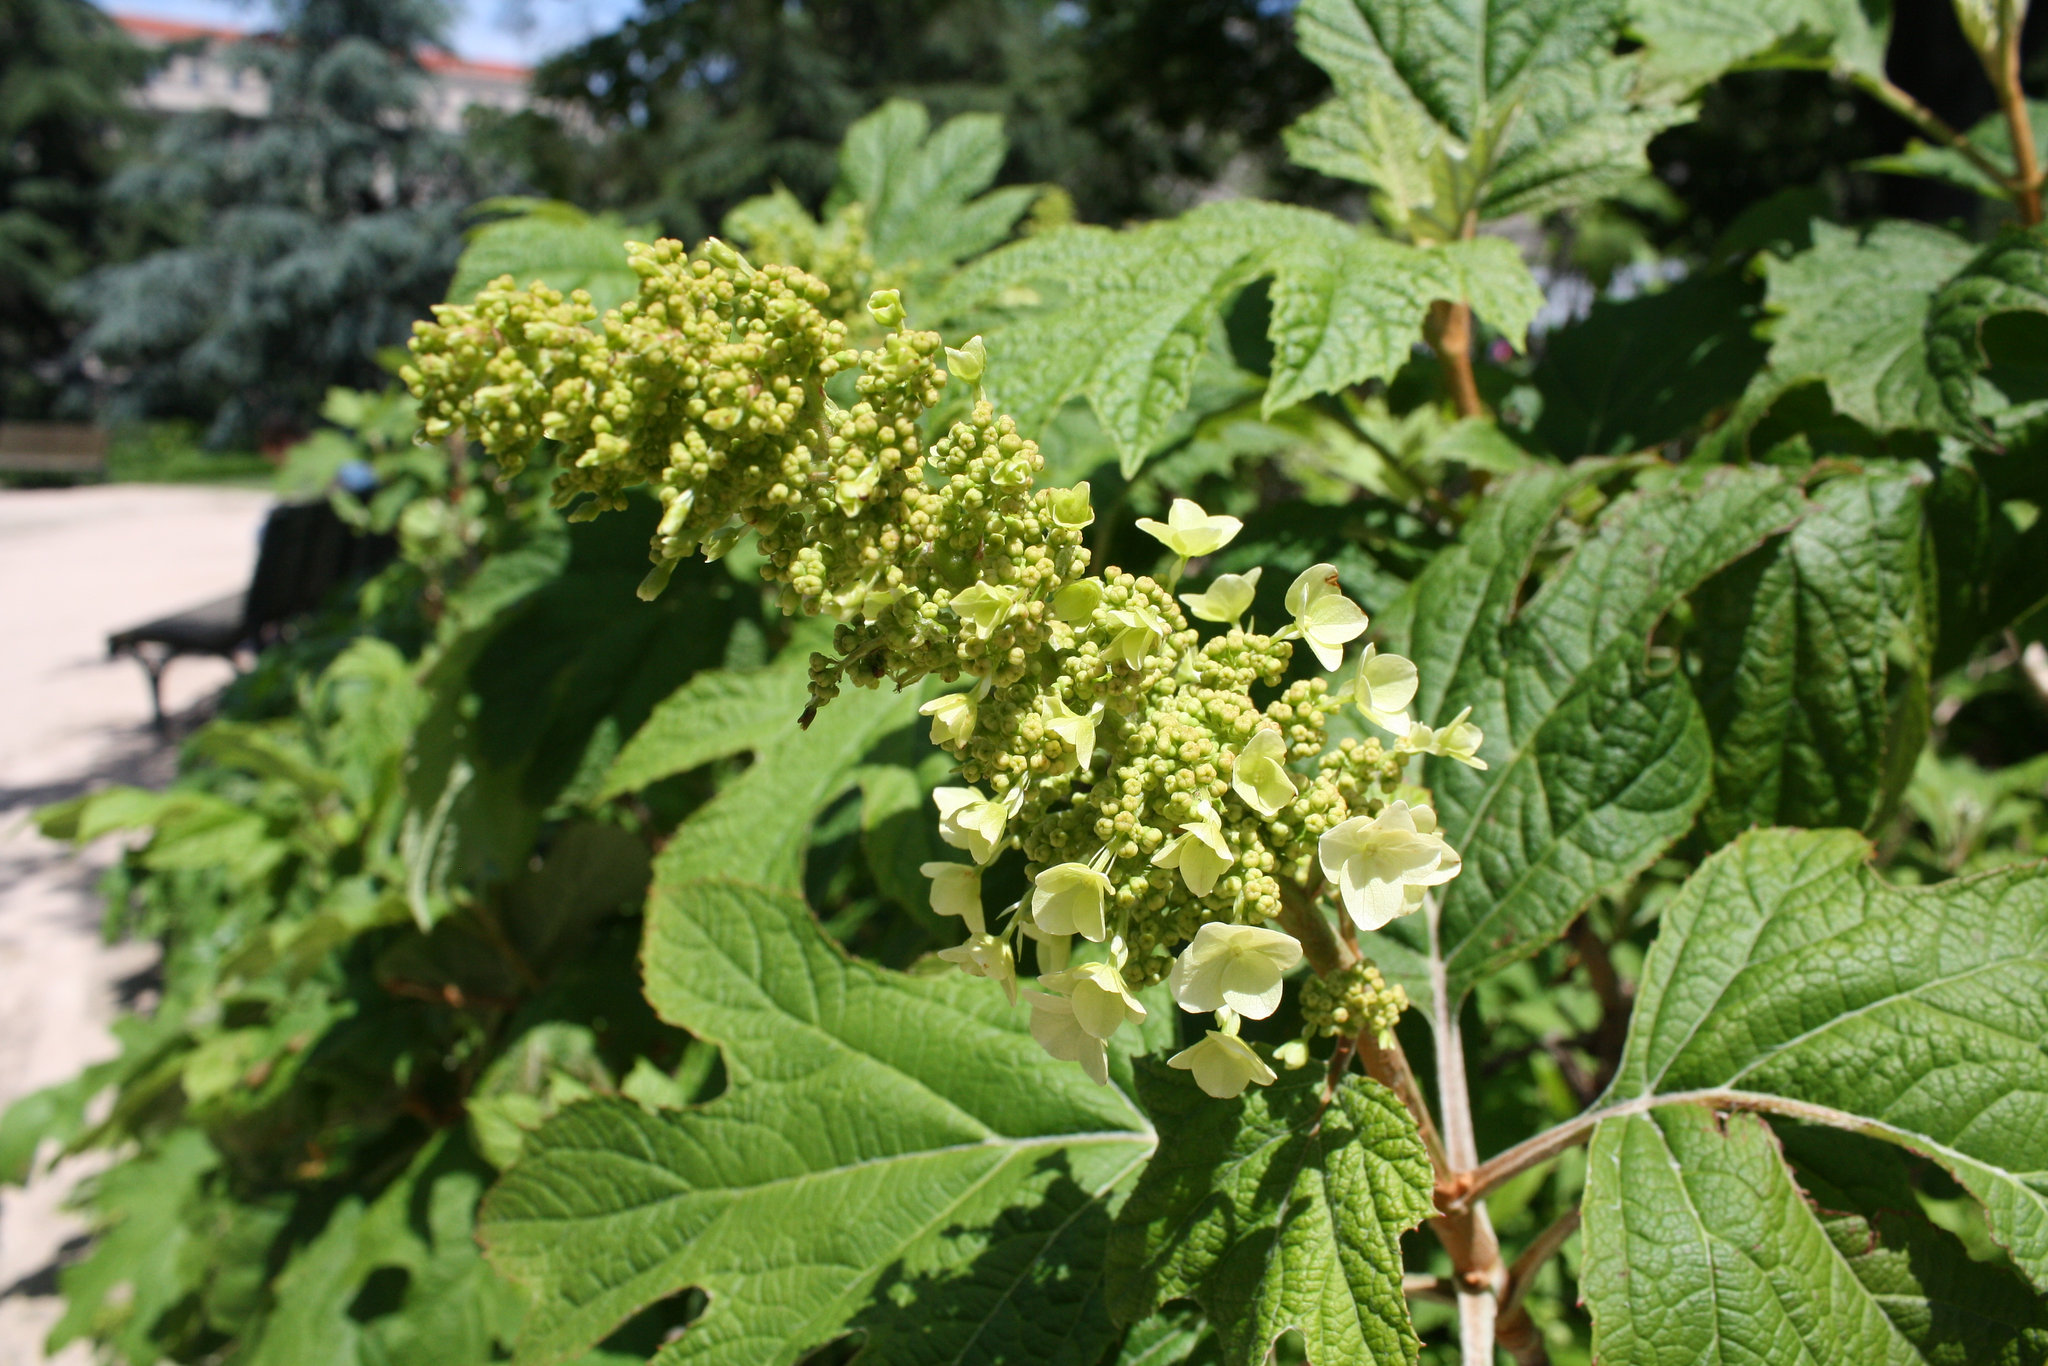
[113,13,531,131]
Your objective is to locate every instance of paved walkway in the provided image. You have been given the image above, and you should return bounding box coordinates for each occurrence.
[0,484,272,1366]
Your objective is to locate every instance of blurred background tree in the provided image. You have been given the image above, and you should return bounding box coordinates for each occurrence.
[483,0,1328,237]
[68,0,490,447]
[0,0,149,418]
[13,0,2048,449]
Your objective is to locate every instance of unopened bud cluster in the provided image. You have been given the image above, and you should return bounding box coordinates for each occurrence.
[1299,962,1408,1048]
[407,238,1490,1099]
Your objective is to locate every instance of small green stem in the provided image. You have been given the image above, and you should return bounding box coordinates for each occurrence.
[1445,1087,1902,1215]
[1851,70,2017,195]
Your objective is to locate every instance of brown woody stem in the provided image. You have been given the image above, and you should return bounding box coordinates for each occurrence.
[1426,300,1485,420]
[1444,1087,1896,1215]
[1995,12,2044,225]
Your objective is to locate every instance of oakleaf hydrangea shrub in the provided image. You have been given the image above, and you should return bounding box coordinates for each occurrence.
[408,251,1479,1096]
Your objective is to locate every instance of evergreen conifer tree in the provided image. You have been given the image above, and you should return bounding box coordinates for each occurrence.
[0,0,149,417]
[72,0,483,444]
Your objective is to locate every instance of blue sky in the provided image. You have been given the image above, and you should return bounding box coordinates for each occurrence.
[102,0,641,65]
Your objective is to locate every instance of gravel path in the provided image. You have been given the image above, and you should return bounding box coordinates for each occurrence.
[0,484,272,1366]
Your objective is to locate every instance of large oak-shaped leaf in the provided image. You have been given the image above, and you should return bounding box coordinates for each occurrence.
[1584,826,2048,1331]
[1108,1064,1433,1366]
[1377,467,1804,1005]
[944,200,1540,470]
[480,879,1159,1365]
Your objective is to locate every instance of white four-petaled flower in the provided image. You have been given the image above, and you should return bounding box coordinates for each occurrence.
[1151,800,1234,897]
[1169,1030,1277,1099]
[919,689,978,747]
[1316,799,1461,932]
[933,786,1009,864]
[1044,695,1101,772]
[1022,990,1110,1084]
[1169,922,1302,1019]
[1352,644,1419,736]
[1031,860,1113,941]
[1281,563,1369,671]
[938,932,1017,1003]
[1230,726,1298,818]
[1038,959,1148,1040]
[919,861,984,934]
[1135,498,1243,559]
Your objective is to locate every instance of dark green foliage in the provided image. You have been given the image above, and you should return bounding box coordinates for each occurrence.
[516,0,1325,233]
[1529,268,1768,456]
[0,0,149,416]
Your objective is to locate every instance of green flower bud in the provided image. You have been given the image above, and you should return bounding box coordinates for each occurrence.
[1054,579,1104,624]
[868,288,906,328]
[944,335,987,384]
[1049,482,1094,529]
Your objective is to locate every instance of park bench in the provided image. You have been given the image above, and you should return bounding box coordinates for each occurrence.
[0,422,108,479]
[108,499,395,730]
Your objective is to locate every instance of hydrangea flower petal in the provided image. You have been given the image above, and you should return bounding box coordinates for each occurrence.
[1135,497,1243,558]
[1168,1030,1277,1099]
[1022,989,1110,1084]
[1353,644,1419,735]
[938,932,1017,1004]
[918,861,984,934]
[934,786,1008,864]
[1317,799,1462,932]
[1032,861,1112,941]
[1179,566,1261,625]
[1230,726,1298,817]
[1168,921,1302,1019]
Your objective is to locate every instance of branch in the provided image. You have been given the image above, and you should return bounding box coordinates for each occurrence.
[1852,71,2018,197]
[1501,1208,1581,1322]
[1992,1,2044,225]
[1443,1088,1902,1215]
[1494,1208,1581,1366]
[1277,877,1354,978]
[1425,301,1486,420]
[1403,1273,1455,1303]
[1567,916,1629,1095]
[1357,1026,1452,1183]
[1424,894,1503,1366]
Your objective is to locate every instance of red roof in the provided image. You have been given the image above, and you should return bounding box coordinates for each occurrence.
[110,12,530,82]
[421,50,529,81]
[114,13,243,43]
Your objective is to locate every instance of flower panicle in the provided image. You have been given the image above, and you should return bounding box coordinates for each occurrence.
[409,247,1487,1098]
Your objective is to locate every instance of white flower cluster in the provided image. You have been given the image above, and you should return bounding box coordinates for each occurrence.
[407,250,1485,1102]
[921,501,1484,1098]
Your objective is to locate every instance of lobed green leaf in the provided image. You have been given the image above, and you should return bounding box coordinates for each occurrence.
[1749,219,1977,435]
[948,200,1541,470]
[1605,828,2048,1288]
[480,879,1157,1366]
[1926,226,2048,441]
[1380,466,1805,1005]
[1691,471,1933,843]
[1107,1063,1433,1366]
